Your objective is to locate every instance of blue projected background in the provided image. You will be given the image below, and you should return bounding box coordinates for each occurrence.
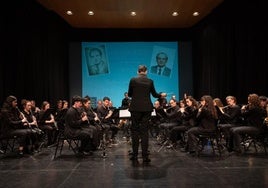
[81,42,179,108]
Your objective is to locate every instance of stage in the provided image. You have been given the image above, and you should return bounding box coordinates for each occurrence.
[0,134,267,188]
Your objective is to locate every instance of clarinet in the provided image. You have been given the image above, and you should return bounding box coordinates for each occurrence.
[16,107,31,129]
[50,114,59,130]
[89,107,101,124]
[30,110,43,134]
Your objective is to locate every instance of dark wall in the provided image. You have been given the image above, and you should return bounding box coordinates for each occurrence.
[69,28,192,42]
[0,0,70,107]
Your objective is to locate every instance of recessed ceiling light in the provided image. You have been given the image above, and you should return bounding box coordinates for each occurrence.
[66,10,73,15]
[172,12,178,16]
[88,11,94,16]
[193,12,199,16]
[130,11,136,16]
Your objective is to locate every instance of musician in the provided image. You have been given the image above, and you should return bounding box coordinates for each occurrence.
[259,96,268,110]
[65,95,94,155]
[54,100,63,117]
[55,100,69,130]
[121,92,131,109]
[158,92,168,108]
[30,100,40,117]
[217,96,241,148]
[128,65,166,162]
[119,92,132,139]
[168,96,198,149]
[0,96,32,156]
[187,95,218,154]
[38,101,58,147]
[150,100,167,137]
[157,99,182,147]
[228,94,266,153]
[82,97,100,150]
[21,100,42,153]
[97,96,119,144]
[213,98,224,121]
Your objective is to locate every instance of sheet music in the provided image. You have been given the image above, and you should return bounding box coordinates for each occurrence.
[119,109,131,118]
[119,109,156,118]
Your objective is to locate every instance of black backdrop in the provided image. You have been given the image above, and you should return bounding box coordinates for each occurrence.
[1,0,268,107]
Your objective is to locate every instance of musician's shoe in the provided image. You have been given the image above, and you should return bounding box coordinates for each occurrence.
[47,143,57,148]
[38,142,45,152]
[143,157,151,163]
[166,143,176,149]
[82,151,93,156]
[188,151,196,156]
[129,156,138,161]
[18,150,24,157]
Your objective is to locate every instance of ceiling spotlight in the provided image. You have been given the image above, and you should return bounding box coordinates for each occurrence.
[66,10,73,15]
[193,12,199,16]
[88,11,94,16]
[130,11,136,16]
[172,12,178,16]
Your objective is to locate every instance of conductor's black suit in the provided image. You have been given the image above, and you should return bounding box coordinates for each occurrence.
[128,66,162,161]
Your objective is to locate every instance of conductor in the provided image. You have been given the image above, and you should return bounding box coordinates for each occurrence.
[128,65,166,163]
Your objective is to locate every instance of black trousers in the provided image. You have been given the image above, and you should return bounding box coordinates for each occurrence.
[130,111,151,158]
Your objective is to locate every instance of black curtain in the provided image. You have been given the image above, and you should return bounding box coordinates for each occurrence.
[0,0,70,107]
[192,0,268,104]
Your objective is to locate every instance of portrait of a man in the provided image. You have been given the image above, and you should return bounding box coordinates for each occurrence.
[85,46,109,76]
[150,52,171,77]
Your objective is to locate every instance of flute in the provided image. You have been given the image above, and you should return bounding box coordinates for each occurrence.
[221,105,230,109]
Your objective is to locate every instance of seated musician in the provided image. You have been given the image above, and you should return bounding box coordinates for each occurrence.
[158,99,181,144]
[228,94,266,153]
[21,99,43,153]
[64,95,95,155]
[187,95,218,154]
[0,96,32,156]
[216,96,242,148]
[82,97,100,150]
[168,96,198,149]
[54,100,69,130]
[150,100,167,138]
[38,101,58,147]
[97,97,119,145]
